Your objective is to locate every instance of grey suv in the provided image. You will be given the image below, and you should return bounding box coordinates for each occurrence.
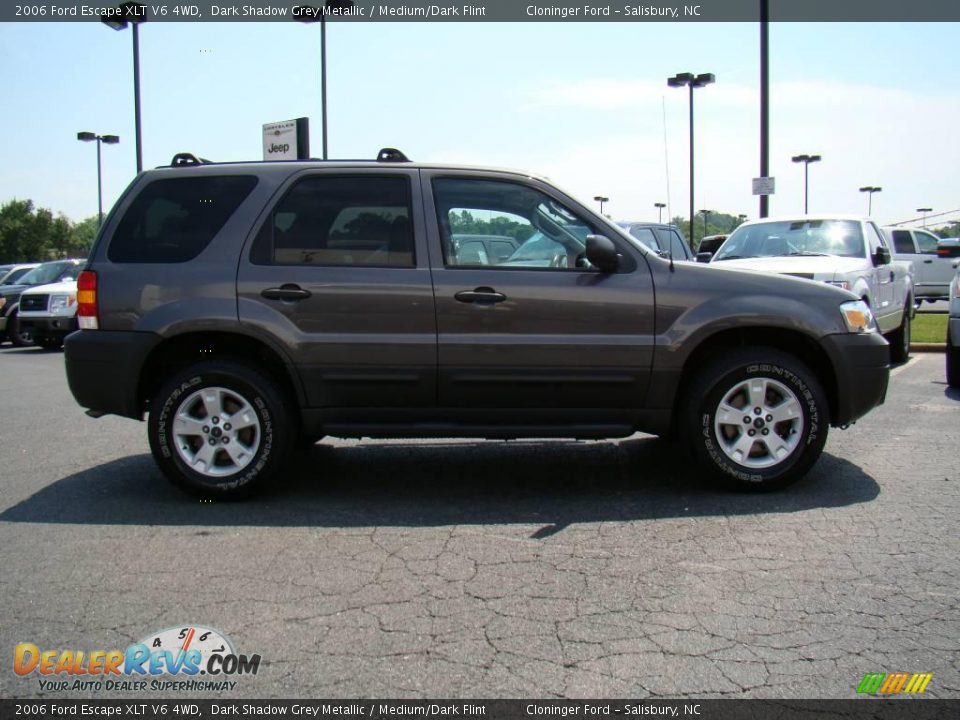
[65,150,890,498]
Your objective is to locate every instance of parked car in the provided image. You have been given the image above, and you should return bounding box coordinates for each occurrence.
[616,222,693,260]
[0,263,40,286]
[65,150,889,498]
[943,241,960,388]
[0,259,84,346]
[449,234,520,265]
[17,278,79,349]
[883,226,957,304]
[709,216,914,362]
[697,234,728,256]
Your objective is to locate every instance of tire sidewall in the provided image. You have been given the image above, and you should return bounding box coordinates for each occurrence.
[149,363,288,498]
[690,353,828,489]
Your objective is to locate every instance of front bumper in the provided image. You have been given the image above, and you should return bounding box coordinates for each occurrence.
[17,316,77,338]
[64,330,161,419]
[820,332,890,426]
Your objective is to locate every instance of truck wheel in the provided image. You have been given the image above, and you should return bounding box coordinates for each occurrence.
[682,348,829,491]
[148,360,297,499]
[887,305,911,364]
[947,328,960,390]
[9,313,34,347]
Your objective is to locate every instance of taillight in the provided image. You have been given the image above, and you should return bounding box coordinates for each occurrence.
[77,270,98,330]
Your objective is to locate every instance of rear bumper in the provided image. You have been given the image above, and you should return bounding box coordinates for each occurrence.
[64,330,161,419]
[820,332,890,426]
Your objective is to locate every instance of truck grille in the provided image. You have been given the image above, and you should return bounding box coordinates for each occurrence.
[20,294,49,312]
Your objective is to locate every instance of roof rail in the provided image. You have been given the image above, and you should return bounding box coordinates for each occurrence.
[377,148,411,163]
[170,152,212,167]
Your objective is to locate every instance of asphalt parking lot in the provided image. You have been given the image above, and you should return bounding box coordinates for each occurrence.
[0,346,957,699]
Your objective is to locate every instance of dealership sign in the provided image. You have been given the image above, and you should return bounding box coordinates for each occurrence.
[262,117,310,161]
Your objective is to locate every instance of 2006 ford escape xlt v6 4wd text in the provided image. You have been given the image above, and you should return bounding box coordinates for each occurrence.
[64,149,890,498]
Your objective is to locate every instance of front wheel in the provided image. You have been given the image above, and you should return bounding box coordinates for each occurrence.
[148,360,297,499]
[683,348,829,491]
[9,313,34,347]
[887,305,911,364]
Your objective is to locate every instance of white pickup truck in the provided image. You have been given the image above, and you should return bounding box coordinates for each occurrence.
[704,216,914,362]
[17,278,79,349]
[883,226,957,305]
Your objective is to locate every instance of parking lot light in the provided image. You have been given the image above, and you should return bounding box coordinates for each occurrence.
[699,209,713,241]
[101,2,147,173]
[654,202,666,223]
[668,71,715,247]
[594,196,609,215]
[916,208,933,229]
[859,186,882,215]
[77,132,120,227]
[791,154,821,214]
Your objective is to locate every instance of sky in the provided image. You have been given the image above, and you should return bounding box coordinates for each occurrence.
[0,19,957,230]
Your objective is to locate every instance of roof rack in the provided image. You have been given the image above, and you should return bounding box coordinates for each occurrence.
[170,152,212,167]
[377,148,411,163]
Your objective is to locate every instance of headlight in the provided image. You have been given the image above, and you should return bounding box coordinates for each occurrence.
[824,280,850,290]
[50,294,76,312]
[840,300,877,333]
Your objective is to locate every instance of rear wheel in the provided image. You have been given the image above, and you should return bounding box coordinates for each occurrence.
[947,327,960,389]
[887,305,911,364]
[683,348,829,491]
[148,360,297,499]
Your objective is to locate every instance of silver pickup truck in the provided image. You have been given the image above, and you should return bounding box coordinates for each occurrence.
[705,216,914,362]
[883,226,956,304]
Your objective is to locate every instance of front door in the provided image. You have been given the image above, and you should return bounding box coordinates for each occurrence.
[422,171,655,411]
[237,169,436,408]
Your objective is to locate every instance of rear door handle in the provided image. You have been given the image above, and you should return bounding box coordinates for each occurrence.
[261,284,311,301]
[455,287,506,304]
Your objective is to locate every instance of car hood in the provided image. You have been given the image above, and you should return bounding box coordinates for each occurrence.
[710,255,865,278]
[0,283,30,298]
[21,280,77,295]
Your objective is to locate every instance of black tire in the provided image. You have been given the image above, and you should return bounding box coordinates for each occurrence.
[887,305,911,364]
[148,360,297,499]
[947,327,960,390]
[9,313,34,347]
[682,347,830,492]
[36,336,63,350]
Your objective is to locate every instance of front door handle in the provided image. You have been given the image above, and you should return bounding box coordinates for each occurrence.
[923,259,933,264]
[261,284,311,301]
[455,287,506,304]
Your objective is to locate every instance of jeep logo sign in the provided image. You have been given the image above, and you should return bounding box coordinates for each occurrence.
[262,117,310,161]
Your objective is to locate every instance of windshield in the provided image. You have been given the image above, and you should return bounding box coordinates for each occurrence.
[2,267,34,285]
[713,220,865,261]
[19,261,80,285]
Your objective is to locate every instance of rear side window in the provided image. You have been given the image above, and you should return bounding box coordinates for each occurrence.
[890,230,915,254]
[251,175,414,267]
[108,176,257,263]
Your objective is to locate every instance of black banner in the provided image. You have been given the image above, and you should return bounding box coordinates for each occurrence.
[4,0,960,23]
[1,700,958,720]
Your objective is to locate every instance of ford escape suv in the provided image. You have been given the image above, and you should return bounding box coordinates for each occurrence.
[65,150,890,498]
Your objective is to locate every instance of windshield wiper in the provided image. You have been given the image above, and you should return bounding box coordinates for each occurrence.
[785,251,831,257]
[713,255,745,261]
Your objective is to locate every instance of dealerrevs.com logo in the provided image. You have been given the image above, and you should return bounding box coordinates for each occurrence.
[857,672,933,695]
[14,625,261,692]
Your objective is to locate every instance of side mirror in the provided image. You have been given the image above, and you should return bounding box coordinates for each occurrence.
[585,235,619,273]
[937,242,960,259]
[873,246,891,266]
[696,252,713,263]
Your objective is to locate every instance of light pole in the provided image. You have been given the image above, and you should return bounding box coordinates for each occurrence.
[917,208,933,229]
[594,196,609,216]
[101,2,146,174]
[791,154,821,214]
[654,202,666,223]
[699,209,713,241]
[668,71,715,246]
[295,1,355,160]
[77,132,120,226]
[859,186,882,215]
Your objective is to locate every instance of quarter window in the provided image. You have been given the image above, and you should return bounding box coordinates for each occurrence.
[109,176,257,263]
[252,176,414,267]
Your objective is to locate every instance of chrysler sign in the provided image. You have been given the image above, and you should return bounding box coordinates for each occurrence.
[262,117,310,161]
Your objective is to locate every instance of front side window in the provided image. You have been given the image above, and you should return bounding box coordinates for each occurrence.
[252,176,414,267]
[915,231,939,254]
[433,178,594,270]
[714,220,864,261]
[109,176,257,263]
[629,227,662,253]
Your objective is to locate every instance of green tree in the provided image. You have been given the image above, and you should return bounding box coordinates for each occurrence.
[67,216,99,258]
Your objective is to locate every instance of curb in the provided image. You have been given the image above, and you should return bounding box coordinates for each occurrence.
[910,343,946,353]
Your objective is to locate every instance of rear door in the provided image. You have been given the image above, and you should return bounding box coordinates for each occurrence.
[423,171,655,412]
[237,169,437,408]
